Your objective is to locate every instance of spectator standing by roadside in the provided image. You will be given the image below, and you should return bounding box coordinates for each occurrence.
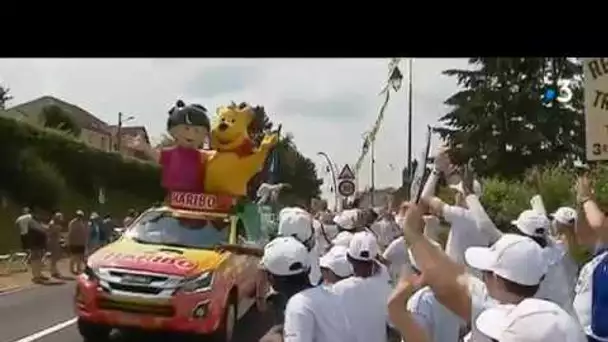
[123,208,137,228]
[47,212,64,278]
[28,207,49,283]
[101,214,115,244]
[87,212,104,255]
[67,210,87,274]
[15,207,32,252]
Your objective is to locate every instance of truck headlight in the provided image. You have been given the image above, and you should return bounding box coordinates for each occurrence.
[179,272,213,293]
[82,265,100,282]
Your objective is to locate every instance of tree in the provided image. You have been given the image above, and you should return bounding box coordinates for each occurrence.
[0,85,13,110]
[41,105,81,136]
[436,58,584,178]
[241,102,322,203]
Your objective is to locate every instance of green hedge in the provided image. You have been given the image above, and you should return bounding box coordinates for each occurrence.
[0,117,164,252]
[0,116,163,206]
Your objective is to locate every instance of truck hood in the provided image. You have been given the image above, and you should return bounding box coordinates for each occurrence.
[87,239,226,276]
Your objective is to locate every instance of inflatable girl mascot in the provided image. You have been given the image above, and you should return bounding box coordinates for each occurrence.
[132,100,211,193]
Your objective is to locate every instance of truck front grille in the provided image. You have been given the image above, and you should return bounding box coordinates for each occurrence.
[108,283,164,295]
[97,298,175,317]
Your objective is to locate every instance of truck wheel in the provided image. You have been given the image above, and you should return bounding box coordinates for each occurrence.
[77,318,111,341]
[210,297,237,342]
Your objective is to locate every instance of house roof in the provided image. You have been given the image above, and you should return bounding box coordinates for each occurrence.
[7,95,111,135]
[108,125,151,145]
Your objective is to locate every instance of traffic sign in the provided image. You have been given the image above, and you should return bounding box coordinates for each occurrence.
[338,180,356,197]
[338,164,355,180]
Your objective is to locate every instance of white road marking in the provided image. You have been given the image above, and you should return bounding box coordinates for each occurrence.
[11,317,77,342]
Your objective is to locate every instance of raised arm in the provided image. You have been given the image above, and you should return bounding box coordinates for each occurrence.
[576,174,608,243]
[399,202,473,321]
[388,273,431,342]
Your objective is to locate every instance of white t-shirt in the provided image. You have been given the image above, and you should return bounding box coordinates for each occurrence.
[331,231,354,248]
[443,205,491,274]
[313,219,337,255]
[15,213,32,235]
[308,244,322,286]
[467,275,498,341]
[382,237,413,285]
[407,286,464,342]
[330,272,393,342]
[573,250,608,339]
[369,218,401,251]
[283,286,354,342]
[536,240,578,316]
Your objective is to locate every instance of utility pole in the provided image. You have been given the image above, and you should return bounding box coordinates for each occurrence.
[406,58,414,195]
[116,112,134,152]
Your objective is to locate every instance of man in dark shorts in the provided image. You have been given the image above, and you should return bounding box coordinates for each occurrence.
[27,207,49,283]
[67,210,87,274]
[15,207,32,251]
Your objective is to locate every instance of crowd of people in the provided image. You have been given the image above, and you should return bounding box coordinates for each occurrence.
[252,147,608,342]
[13,207,139,283]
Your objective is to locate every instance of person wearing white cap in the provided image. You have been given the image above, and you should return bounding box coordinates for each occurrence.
[331,230,393,342]
[573,174,608,342]
[369,207,402,251]
[277,207,322,286]
[388,238,464,342]
[330,209,363,248]
[383,215,442,286]
[319,245,352,285]
[260,236,353,342]
[398,201,568,342]
[475,298,586,342]
[419,148,491,275]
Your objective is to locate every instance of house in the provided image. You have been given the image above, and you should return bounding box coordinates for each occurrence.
[1,95,113,152]
[108,125,153,160]
[0,96,153,161]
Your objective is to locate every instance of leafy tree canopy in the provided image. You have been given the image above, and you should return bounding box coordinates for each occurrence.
[436,58,584,178]
[41,104,82,136]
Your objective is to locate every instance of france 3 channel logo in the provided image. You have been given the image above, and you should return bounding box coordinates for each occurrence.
[541,75,573,105]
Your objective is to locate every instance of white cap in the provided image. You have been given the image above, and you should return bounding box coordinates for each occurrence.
[279,207,308,220]
[261,236,310,276]
[476,298,586,342]
[76,210,84,216]
[512,209,551,237]
[408,238,441,271]
[319,245,353,278]
[347,231,378,261]
[278,208,313,243]
[551,207,577,225]
[449,179,483,197]
[332,231,354,248]
[465,234,548,286]
[90,212,99,219]
[333,209,359,230]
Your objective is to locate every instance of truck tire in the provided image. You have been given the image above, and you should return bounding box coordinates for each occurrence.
[77,318,111,341]
[210,295,238,342]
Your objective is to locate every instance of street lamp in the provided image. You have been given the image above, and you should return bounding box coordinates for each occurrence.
[316,151,339,211]
[116,112,135,152]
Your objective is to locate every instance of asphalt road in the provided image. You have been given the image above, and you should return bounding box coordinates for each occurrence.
[0,281,274,342]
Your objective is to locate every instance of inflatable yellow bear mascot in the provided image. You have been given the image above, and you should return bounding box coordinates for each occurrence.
[205,102,278,197]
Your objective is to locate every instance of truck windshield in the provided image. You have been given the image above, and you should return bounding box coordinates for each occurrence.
[124,211,230,249]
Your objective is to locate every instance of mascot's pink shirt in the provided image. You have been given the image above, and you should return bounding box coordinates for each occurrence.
[160,146,206,192]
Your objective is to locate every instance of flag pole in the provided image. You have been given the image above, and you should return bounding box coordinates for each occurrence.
[406,58,414,197]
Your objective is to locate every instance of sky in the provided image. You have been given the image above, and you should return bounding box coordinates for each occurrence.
[0,58,470,207]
